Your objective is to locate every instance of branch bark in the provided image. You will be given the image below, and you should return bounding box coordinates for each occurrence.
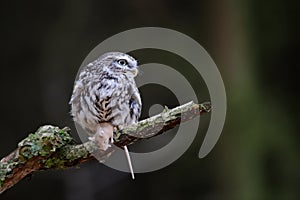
[0,101,211,194]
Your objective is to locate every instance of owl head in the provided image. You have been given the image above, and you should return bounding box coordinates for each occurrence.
[96,52,139,77]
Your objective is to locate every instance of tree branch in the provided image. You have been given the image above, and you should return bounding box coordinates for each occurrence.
[0,101,211,194]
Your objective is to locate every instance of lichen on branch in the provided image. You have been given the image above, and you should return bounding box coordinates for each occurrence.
[0,101,211,194]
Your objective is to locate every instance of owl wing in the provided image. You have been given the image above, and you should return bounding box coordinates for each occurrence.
[129,89,142,123]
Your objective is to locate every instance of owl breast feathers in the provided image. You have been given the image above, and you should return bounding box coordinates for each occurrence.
[70,52,142,135]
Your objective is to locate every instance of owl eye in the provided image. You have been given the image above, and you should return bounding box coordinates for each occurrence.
[117,59,128,66]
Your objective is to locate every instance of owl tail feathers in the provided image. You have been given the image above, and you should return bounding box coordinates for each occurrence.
[124,145,135,179]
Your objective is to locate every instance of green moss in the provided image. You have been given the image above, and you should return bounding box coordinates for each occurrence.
[44,157,66,169]
[18,125,73,159]
[44,142,92,169]
[0,161,18,188]
[63,143,91,161]
[0,125,74,188]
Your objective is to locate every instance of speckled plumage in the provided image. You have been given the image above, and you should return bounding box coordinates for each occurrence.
[70,52,141,151]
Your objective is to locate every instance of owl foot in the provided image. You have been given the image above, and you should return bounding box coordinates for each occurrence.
[89,122,114,151]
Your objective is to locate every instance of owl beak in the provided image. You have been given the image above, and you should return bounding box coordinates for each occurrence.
[131,68,138,77]
[123,68,138,77]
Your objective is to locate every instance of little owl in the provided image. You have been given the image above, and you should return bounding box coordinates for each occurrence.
[70,52,142,179]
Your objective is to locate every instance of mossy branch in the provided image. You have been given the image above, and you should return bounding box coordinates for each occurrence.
[0,101,211,194]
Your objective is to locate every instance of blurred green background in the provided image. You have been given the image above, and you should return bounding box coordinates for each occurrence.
[0,0,299,200]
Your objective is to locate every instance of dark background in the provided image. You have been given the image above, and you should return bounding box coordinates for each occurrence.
[1,0,299,199]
